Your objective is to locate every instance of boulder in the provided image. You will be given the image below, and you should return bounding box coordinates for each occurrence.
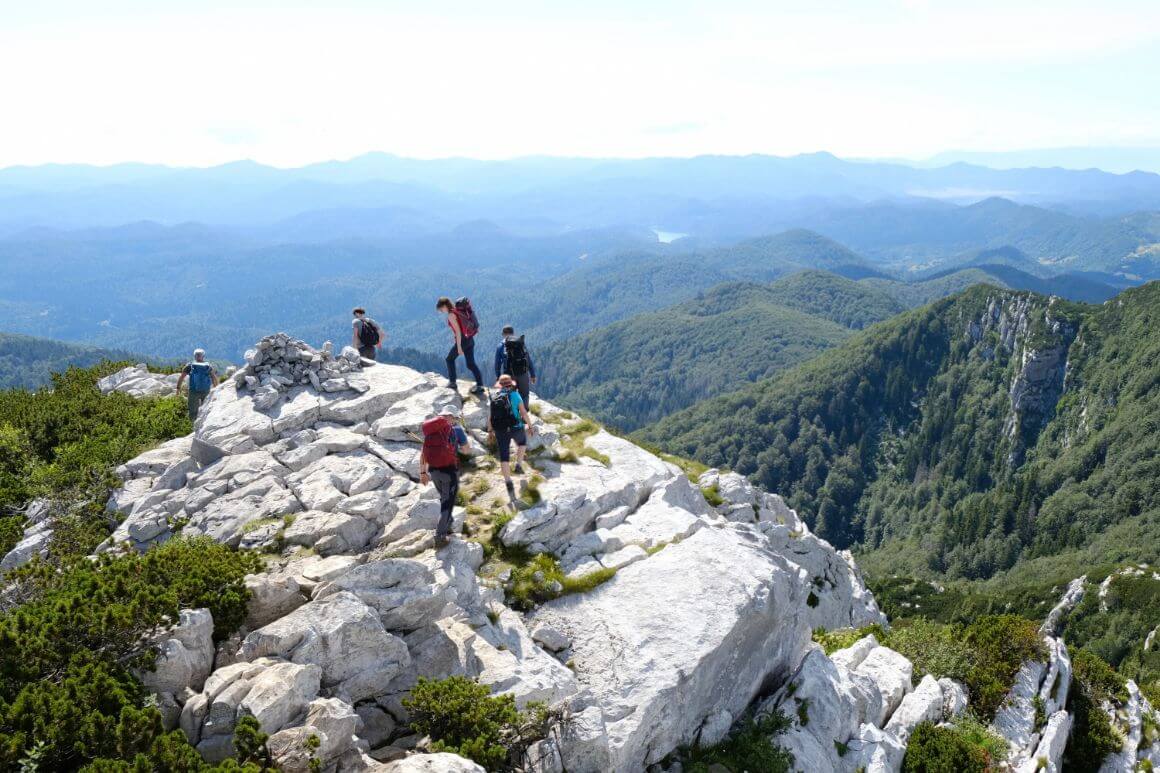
[239,591,411,702]
[379,753,486,772]
[529,525,809,771]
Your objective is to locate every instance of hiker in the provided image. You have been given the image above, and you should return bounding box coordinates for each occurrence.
[488,373,536,510]
[351,307,384,361]
[494,325,537,405]
[436,296,485,394]
[419,404,469,548]
[175,348,219,421]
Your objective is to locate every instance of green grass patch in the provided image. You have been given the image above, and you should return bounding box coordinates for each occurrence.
[506,553,615,610]
[677,710,793,773]
[701,484,725,507]
[811,624,887,655]
[520,475,544,506]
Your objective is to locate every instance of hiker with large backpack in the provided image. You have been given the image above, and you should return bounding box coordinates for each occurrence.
[436,296,485,394]
[494,324,537,406]
[351,307,384,361]
[175,348,219,421]
[487,373,536,511]
[419,404,469,548]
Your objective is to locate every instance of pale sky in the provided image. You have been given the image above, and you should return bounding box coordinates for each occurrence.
[2,0,1159,168]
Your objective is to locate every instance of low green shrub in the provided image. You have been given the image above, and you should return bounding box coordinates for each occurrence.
[0,538,260,769]
[884,615,1044,720]
[1064,649,1127,770]
[403,677,550,770]
[701,484,725,507]
[811,623,887,655]
[902,722,989,772]
[679,710,793,773]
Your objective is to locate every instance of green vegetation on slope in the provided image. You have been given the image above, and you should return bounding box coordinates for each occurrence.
[0,331,138,390]
[760,270,904,329]
[642,283,1160,580]
[0,362,191,562]
[538,278,861,430]
[0,364,273,769]
[0,538,262,770]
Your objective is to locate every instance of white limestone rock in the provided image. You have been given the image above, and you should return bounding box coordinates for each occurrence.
[529,525,810,772]
[379,753,486,772]
[238,591,411,702]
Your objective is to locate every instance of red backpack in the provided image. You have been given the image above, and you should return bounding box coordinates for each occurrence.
[453,297,479,338]
[421,417,458,468]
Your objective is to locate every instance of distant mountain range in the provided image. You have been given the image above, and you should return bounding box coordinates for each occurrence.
[4,152,1160,237]
[917,147,1160,175]
[0,332,137,389]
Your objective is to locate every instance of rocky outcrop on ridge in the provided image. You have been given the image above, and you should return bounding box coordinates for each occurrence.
[98,363,180,397]
[101,333,900,771]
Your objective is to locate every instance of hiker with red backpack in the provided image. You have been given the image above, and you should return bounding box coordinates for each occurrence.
[494,325,536,406]
[351,307,384,361]
[488,373,536,511]
[437,296,485,394]
[419,404,469,548]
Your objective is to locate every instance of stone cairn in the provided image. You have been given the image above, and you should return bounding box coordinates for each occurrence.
[231,333,370,410]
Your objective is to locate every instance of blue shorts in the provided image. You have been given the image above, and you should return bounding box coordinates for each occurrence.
[494,426,527,462]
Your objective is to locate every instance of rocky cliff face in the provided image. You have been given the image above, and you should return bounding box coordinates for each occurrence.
[967,294,1079,467]
[95,337,1151,772]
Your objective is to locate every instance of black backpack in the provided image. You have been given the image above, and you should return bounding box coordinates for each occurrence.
[504,335,530,376]
[490,389,518,432]
[357,318,380,347]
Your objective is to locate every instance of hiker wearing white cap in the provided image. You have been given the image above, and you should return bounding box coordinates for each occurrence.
[419,403,469,548]
[175,348,219,421]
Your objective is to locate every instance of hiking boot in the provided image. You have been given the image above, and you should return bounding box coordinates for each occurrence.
[505,480,518,511]
[434,534,450,549]
[446,381,458,391]
[470,385,486,395]
[513,463,524,474]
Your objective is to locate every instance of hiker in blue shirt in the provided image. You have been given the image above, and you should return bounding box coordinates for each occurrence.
[494,325,536,406]
[488,373,536,511]
[175,348,219,421]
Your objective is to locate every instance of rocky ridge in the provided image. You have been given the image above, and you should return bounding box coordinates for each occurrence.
[96,340,1149,772]
[98,363,180,397]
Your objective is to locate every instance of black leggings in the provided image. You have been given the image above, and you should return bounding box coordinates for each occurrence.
[446,336,484,386]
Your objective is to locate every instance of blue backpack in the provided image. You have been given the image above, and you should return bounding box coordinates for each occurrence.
[188,362,213,392]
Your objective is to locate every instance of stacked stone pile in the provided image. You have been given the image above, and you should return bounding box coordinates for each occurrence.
[233,333,370,410]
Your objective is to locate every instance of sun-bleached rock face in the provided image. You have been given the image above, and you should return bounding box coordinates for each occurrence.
[530,524,811,771]
[107,336,895,771]
[378,753,486,772]
[98,364,180,397]
[238,591,411,703]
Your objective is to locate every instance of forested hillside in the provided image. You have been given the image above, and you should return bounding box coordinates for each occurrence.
[642,282,1160,582]
[0,332,137,389]
[536,272,901,429]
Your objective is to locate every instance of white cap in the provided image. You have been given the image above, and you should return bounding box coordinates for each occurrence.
[438,404,460,418]
[193,348,206,357]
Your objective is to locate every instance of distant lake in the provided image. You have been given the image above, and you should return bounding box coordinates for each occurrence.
[653,228,687,244]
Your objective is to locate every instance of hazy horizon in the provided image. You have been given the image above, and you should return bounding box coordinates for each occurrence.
[4,0,1159,169]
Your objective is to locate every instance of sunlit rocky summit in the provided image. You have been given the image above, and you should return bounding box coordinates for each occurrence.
[72,336,1155,772]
